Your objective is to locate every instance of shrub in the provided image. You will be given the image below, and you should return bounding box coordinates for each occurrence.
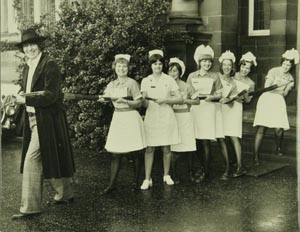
[14,0,191,151]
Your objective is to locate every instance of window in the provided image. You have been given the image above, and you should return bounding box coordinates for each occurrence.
[22,0,34,25]
[41,0,56,23]
[248,0,270,36]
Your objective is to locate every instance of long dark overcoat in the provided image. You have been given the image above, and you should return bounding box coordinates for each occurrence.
[20,53,75,179]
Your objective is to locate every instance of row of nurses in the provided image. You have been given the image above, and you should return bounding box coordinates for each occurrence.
[186,45,257,181]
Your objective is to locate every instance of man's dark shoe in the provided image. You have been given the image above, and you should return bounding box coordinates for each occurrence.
[47,197,74,206]
[12,212,40,220]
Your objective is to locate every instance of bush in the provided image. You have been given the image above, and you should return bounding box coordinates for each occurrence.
[15,0,190,151]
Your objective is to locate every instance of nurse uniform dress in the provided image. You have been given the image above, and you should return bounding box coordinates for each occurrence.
[253,67,294,130]
[187,71,222,140]
[219,73,243,138]
[104,77,147,153]
[171,80,196,152]
[141,73,181,147]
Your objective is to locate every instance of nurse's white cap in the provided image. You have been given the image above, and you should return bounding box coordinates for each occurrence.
[240,51,257,67]
[115,54,131,62]
[282,48,299,64]
[149,49,164,58]
[219,50,236,64]
[193,45,214,65]
[169,57,186,77]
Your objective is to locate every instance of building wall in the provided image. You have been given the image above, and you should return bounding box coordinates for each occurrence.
[238,0,298,106]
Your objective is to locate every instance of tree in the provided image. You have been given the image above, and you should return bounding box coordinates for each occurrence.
[14,0,190,151]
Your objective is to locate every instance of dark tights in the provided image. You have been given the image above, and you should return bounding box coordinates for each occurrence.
[195,139,211,175]
[217,138,230,172]
[254,126,284,163]
[171,151,194,181]
[105,151,142,192]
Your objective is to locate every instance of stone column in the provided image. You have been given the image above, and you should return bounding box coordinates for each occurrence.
[166,0,211,76]
[7,0,18,34]
[1,0,8,33]
[55,0,62,21]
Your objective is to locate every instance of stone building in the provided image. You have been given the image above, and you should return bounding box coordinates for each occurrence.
[1,0,299,156]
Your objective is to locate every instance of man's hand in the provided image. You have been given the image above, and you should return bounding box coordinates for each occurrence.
[14,94,25,105]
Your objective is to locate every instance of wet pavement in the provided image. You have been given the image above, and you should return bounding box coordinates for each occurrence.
[0,138,298,232]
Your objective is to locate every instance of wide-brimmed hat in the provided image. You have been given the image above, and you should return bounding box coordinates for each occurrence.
[16,28,46,49]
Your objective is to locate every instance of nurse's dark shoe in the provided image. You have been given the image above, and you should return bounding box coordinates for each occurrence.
[232,167,247,178]
[101,186,116,195]
[219,171,230,181]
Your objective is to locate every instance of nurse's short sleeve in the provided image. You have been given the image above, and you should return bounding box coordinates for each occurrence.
[129,79,142,100]
[104,82,113,96]
[265,69,276,82]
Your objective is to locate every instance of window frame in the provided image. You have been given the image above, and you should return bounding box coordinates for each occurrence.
[248,0,270,36]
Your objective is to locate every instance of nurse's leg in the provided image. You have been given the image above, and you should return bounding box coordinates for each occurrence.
[102,153,121,194]
[130,150,143,190]
[187,151,195,182]
[144,147,155,180]
[217,138,230,180]
[274,128,284,156]
[194,139,204,177]
[162,145,174,185]
[202,139,211,177]
[140,147,155,190]
[171,151,180,184]
[253,126,266,165]
[231,137,246,177]
[162,145,172,176]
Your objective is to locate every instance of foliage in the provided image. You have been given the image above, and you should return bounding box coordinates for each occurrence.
[14,0,192,151]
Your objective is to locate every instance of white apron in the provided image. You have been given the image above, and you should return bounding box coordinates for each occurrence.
[253,92,289,130]
[105,110,147,153]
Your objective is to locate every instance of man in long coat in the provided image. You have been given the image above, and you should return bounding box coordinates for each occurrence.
[12,28,75,219]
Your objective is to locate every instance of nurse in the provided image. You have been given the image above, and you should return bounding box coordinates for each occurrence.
[253,49,299,165]
[140,49,183,190]
[187,45,222,182]
[168,57,199,184]
[234,52,256,104]
[218,51,246,178]
[99,54,147,194]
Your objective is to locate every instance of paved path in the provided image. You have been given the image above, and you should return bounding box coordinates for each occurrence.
[0,139,298,232]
